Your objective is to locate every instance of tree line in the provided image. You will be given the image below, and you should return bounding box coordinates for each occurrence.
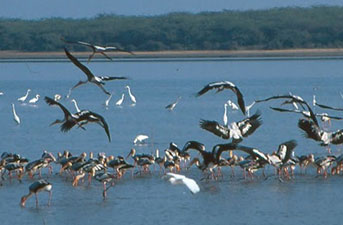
[1,6,343,52]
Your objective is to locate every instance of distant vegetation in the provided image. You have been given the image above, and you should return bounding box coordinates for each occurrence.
[1,6,343,52]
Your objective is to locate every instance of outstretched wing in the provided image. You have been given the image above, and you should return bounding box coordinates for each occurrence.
[237,110,262,137]
[79,111,111,142]
[44,96,72,120]
[64,48,95,81]
[182,141,206,152]
[199,119,230,139]
[331,129,343,145]
[315,102,343,111]
[234,145,269,163]
[277,140,297,164]
[99,76,128,81]
[297,119,322,141]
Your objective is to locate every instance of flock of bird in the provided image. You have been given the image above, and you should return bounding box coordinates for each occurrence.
[2,39,343,209]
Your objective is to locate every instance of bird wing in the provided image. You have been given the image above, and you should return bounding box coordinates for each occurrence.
[212,143,237,162]
[99,76,128,81]
[315,102,343,111]
[64,48,95,81]
[235,145,269,163]
[166,172,186,180]
[331,129,343,145]
[44,96,72,120]
[199,119,231,139]
[196,81,246,115]
[182,141,206,152]
[78,111,111,142]
[100,52,113,61]
[277,140,297,164]
[297,119,322,141]
[270,107,302,114]
[182,177,200,194]
[237,110,262,137]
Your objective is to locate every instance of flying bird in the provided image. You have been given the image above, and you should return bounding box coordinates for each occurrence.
[165,172,200,194]
[200,111,262,143]
[196,81,246,115]
[64,48,128,95]
[62,38,134,63]
[20,179,52,208]
[165,96,181,111]
[45,96,111,142]
[133,135,149,145]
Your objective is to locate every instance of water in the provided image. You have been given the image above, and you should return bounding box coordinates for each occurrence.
[0,58,343,225]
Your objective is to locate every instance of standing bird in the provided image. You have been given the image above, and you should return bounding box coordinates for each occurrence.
[64,48,128,96]
[165,96,181,111]
[125,85,136,104]
[17,89,31,103]
[223,103,228,126]
[104,93,113,108]
[12,103,20,125]
[20,179,52,208]
[165,172,200,194]
[196,81,246,115]
[115,94,125,106]
[28,94,40,104]
[62,38,134,63]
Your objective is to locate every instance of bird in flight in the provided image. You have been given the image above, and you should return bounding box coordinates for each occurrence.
[62,38,134,63]
[64,48,128,96]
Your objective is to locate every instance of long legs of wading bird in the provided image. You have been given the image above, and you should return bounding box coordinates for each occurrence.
[64,48,128,96]
[20,179,52,208]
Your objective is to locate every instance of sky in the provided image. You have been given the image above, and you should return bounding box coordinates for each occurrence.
[1,0,343,19]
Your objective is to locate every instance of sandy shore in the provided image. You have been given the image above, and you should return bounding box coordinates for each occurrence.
[1,48,343,59]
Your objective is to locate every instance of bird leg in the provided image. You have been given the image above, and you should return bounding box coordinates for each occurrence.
[48,191,52,207]
[35,193,39,208]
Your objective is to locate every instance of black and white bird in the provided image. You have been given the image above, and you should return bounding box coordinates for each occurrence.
[62,38,134,63]
[64,48,128,96]
[45,96,111,142]
[165,96,181,111]
[165,172,200,194]
[298,119,343,147]
[196,81,246,115]
[200,111,262,143]
[20,179,52,208]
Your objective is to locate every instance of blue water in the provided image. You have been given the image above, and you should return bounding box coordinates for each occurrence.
[0,58,343,225]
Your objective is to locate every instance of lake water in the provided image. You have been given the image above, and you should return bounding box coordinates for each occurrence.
[0,57,343,225]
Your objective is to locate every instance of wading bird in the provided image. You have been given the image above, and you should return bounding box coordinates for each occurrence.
[12,103,20,125]
[17,89,31,103]
[165,96,181,111]
[165,172,200,194]
[20,179,52,208]
[115,94,125,106]
[125,86,136,104]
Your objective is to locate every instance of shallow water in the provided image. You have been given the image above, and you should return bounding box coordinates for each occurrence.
[0,58,343,225]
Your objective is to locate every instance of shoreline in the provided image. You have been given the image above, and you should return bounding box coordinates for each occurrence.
[1,48,343,60]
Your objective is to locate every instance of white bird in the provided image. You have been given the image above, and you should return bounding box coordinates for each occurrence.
[115,94,125,106]
[223,103,228,126]
[17,89,31,102]
[133,134,149,145]
[12,103,20,125]
[0,91,4,96]
[104,93,113,108]
[29,94,40,104]
[71,99,81,113]
[313,95,316,106]
[245,101,256,117]
[227,100,239,110]
[125,86,136,104]
[165,96,181,111]
[165,172,200,194]
[54,94,62,102]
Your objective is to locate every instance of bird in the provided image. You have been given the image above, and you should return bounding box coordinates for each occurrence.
[245,101,256,117]
[28,94,40,104]
[196,81,246,115]
[165,172,200,194]
[200,110,262,143]
[125,85,136,104]
[61,38,134,63]
[20,179,52,208]
[104,93,113,108]
[0,91,4,96]
[115,93,125,106]
[12,103,20,125]
[227,100,239,110]
[95,172,117,199]
[165,96,181,111]
[314,101,343,112]
[133,134,149,145]
[54,94,62,102]
[45,96,111,142]
[64,48,128,96]
[17,89,31,102]
[223,103,228,126]
[71,99,81,113]
[298,119,343,147]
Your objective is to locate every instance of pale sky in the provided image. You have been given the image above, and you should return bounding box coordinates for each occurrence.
[1,0,342,19]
